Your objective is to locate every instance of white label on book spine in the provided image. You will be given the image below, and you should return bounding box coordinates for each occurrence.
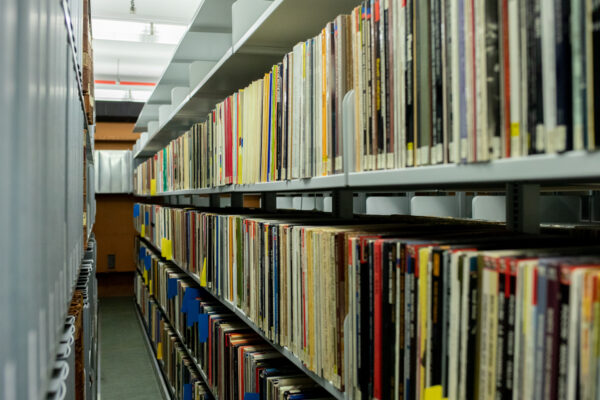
[555,125,567,152]
[434,143,443,164]
[416,146,429,166]
[460,138,468,161]
[491,137,501,160]
[407,149,414,167]
[573,125,584,151]
[335,156,342,172]
[536,124,546,152]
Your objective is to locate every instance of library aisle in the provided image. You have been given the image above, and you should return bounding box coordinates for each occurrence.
[99,298,162,400]
[5,0,600,399]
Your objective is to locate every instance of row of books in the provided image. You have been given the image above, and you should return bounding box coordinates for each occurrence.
[133,0,600,195]
[134,239,336,400]
[134,202,600,399]
[136,288,210,400]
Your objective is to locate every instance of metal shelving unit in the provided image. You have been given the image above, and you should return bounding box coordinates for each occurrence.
[61,0,94,165]
[137,236,345,400]
[133,0,360,160]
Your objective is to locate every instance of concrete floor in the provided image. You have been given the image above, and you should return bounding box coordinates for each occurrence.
[99,297,163,400]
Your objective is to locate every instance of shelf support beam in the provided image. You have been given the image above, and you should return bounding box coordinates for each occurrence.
[506,183,540,234]
[231,193,244,208]
[209,194,220,208]
[261,192,277,213]
[332,189,353,219]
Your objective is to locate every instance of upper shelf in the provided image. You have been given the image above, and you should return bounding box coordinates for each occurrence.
[135,151,600,197]
[133,0,361,159]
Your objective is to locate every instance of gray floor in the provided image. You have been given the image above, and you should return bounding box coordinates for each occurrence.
[99,297,163,400]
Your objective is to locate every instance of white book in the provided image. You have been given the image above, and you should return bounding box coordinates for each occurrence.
[397,0,406,169]
[291,43,303,179]
[314,34,323,177]
[566,269,584,400]
[541,0,556,153]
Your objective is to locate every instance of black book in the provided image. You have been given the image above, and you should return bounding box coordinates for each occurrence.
[405,0,415,167]
[381,241,395,399]
[496,259,508,399]
[430,0,443,163]
[485,0,501,159]
[429,249,444,386]
[465,256,479,400]
[555,0,572,151]
[526,0,544,154]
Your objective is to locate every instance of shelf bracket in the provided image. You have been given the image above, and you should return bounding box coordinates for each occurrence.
[209,194,220,208]
[332,189,354,219]
[231,193,244,208]
[261,192,277,213]
[506,183,540,234]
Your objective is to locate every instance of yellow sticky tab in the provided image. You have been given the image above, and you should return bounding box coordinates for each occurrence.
[161,238,166,257]
[150,179,157,196]
[141,224,145,238]
[149,278,153,295]
[200,258,207,287]
[424,386,443,400]
[407,142,414,151]
[143,269,148,285]
[164,240,172,261]
[157,342,163,360]
[511,122,520,137]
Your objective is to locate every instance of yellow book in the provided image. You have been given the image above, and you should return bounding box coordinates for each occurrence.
[261,74,270,182]
[321,28,328,176]
[418,247,431,400]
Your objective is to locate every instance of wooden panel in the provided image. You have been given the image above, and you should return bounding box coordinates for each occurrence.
[94,194,137,273]
[95,122,141,141]
[97,272,134,297]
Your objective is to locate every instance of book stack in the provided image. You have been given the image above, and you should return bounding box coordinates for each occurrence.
[135,239,337,399]
[134,202,600,399]
[133,0,600,196]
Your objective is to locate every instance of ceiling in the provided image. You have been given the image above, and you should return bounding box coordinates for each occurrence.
[91,0,202,102]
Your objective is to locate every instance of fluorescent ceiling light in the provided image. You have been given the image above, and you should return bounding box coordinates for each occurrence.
[92,18,187,45]
[95,88,152,102]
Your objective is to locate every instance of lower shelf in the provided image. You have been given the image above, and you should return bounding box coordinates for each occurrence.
[133,302,175,400]
[137,235,345,400]
[135,280,218,399]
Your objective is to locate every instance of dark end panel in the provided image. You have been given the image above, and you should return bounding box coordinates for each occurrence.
[96,101,144,122]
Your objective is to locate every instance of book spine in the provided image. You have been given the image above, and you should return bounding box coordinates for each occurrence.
[544,266,560,400]
[430,0,443,164]
[557,269,570,399]
[405,0,415,167]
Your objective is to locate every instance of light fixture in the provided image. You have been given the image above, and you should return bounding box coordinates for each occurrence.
[92,18,186,45]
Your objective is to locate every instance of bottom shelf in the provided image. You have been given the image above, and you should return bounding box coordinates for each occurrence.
[133,301,175,400]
